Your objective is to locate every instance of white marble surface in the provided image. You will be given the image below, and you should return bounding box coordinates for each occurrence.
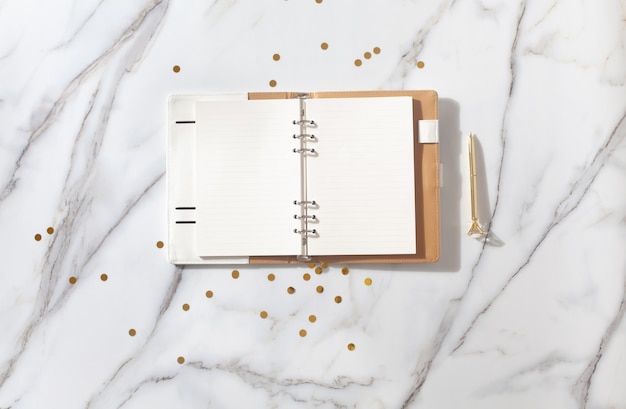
[1,1,625,408]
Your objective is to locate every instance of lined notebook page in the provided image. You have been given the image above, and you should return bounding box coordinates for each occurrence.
[195,99,299,256]
[305,97,416,255]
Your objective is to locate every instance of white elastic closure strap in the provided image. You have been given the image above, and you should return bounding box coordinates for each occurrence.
[418,119,439,143]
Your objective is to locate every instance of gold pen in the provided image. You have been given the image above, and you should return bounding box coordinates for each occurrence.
[467,133,485,237]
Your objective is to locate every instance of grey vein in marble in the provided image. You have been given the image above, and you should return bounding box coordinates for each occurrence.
[0,0,170,399]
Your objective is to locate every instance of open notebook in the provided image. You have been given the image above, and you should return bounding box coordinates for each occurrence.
[167,90,440,264]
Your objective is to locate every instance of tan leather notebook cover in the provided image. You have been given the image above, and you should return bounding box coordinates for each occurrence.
[248,90,440,264]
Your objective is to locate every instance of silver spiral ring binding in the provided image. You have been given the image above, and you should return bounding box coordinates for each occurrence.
[293,93,317,262]
[293,200,316,205]
[293,148,315,153]
[293,119,315,125]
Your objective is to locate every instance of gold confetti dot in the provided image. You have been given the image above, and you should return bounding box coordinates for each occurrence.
[273,53,280,61]
[299,329,307,337]
[303,273,311,281]
[315,267,322,275]
[287,286,296,294]
[315,0,323,3]
[321,42,329,50]
[316,285,324,293]
[205,290,214,298]
[341,267,349,275]
[232,270,240,279]
[173,65,181,73]
[364,278,372,286]
[364,52,372,59]
[334,296,342,303]
[269,79,277,87]
[417,61,425,69]
[100,274,108,281]
[156,241,164,249]
[177,356,185,364]
[182,303,190,311]
[354,59,362,67]
[129,328,137,337]
[320,262,328,268]
[34,233,42,241]
[308,314,317,323]
[46,227,54,235]
[267,273,276,281]
[260,311,268,319]
[347,343,356,351]
[69,276,77,285]
[308,263,315,269]
[373,47,381,54]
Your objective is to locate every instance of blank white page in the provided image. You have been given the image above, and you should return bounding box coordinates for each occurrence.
[305,97,416,255]
[195,99,299,256]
